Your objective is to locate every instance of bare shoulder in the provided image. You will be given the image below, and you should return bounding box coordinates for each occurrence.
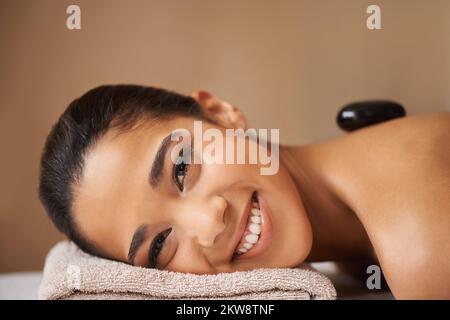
[348,112,450,159]
[330,112,450,298]
[383,112,450,174]
[390,112,450,153]
[329,112,450,204]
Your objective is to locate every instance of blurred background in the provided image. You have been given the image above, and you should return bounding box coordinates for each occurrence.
[0,0,449,273]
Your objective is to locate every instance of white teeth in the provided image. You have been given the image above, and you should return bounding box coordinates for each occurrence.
[245,234,259,244]
[249,223,261,235]
[235,194,263,256]
[243,243,253,249]
[251,216,261,224]
[251,208,261,216]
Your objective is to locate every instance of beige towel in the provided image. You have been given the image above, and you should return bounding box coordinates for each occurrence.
[38,241,336,300]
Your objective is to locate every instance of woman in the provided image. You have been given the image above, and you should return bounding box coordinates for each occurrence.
[39,84,450,299]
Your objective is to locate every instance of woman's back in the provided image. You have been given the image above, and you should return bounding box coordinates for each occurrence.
[316,112,450,298]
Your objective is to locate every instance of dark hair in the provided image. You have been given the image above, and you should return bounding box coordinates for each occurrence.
[38,84,204,258]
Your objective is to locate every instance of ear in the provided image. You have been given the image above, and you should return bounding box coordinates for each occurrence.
[190,90,248,129]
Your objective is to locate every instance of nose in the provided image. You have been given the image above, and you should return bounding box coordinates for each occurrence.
[177,195,227,248]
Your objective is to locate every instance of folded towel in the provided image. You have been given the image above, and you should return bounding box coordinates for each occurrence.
[39,241,336,300]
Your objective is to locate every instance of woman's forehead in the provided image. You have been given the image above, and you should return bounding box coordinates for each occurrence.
[82,116,196,181]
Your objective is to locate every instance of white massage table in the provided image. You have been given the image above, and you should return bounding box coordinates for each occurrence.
[0,272,42,300]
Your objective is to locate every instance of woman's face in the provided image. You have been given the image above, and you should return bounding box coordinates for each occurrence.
[72,95,313,274]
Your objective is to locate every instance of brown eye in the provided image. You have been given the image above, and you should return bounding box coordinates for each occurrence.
[149,228,172,269]
[172,150,190,191]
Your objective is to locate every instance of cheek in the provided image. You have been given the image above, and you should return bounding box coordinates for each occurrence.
[259,165,313,266]
[166,241,217,274]
[198,162,261,191]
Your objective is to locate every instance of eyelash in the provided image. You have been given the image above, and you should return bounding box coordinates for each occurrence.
[172,149,190,192]
[149,149,190,268]
[149,228,172,269]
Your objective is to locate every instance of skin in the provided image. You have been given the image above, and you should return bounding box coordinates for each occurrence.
[73,91,313,274]
[72,90,450,299]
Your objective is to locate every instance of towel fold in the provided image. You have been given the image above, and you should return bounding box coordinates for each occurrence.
[39,241,336,300]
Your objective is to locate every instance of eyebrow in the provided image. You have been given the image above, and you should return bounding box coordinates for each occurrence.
[127,224,149,264]
[149,133,174,188]
[127,134,174,264]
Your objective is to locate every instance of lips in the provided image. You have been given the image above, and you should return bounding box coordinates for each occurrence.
[228,192,254,261]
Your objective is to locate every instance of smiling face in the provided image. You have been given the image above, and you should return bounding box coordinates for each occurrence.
[73,118,312,274]
[71,114,313,274]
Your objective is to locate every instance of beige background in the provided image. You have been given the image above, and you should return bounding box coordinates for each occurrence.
[0,0,449,272]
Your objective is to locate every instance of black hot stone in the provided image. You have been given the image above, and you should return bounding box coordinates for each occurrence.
[337,100,406,132]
